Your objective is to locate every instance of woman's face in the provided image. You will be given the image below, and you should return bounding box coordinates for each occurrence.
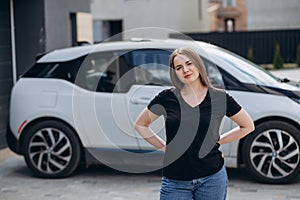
[173,54,200,85]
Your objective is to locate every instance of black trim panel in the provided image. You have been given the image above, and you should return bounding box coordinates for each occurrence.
[219,67,300,101]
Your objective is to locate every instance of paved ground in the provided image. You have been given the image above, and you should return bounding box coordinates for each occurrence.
[270,68,300,81]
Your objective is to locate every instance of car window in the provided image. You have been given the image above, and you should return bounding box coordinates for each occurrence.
[23,57,84,82]
[206,45,280,86]
[77,51,132,93]
[131,49,172,86]
[23,48,223,91]
[50,49,172,93]
[83,49,173,92]
[201,58,225,89]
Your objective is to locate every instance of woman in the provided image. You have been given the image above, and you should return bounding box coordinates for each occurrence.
[134,47,254,200]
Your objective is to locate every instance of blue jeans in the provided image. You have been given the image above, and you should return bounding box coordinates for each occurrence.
[160,166,228,200]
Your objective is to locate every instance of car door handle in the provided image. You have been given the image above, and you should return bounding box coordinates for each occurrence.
[130,97,151,104]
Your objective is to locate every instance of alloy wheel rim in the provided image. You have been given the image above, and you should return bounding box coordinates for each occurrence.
[250,129,300,179]
[28,128,72,174]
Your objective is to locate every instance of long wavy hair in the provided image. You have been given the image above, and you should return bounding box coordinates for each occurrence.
[169,47,211,90]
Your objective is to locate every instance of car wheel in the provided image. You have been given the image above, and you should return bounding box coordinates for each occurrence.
[243,120,300,183]
[23,120,81,178]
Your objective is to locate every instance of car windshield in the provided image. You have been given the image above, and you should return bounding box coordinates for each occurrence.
[204,45,281,86]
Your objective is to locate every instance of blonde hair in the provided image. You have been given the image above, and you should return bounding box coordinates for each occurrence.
[169,47,211,89]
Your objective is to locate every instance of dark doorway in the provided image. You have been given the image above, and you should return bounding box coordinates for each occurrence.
[225,18,235,32]
[103,20,123,41]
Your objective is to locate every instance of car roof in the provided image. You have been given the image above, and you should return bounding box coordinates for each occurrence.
[37,39,215,63]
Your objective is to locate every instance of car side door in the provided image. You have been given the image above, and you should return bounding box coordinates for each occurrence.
[75,51,142,151]
[125,49,172,152]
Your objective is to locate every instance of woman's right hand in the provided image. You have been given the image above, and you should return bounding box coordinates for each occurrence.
[134,108,166,151]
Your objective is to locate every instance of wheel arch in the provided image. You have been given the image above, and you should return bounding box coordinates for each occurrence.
[18,116,84,157]
[237,116,300,166]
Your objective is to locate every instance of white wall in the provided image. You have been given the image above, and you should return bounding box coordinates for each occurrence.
[91,0,209,40]
[44,0,91,51]
[176,0,209,33]
[248,0,300,30]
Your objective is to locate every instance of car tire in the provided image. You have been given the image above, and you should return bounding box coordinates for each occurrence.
[243,120,300,183]
[23,120,81,178]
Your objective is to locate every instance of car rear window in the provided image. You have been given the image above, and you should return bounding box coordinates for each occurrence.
[22,57,85,83]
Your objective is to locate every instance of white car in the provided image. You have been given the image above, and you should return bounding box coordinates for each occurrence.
[6,38,300,183]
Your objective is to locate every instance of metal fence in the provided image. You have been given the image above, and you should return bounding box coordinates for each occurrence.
[170,29,300,64]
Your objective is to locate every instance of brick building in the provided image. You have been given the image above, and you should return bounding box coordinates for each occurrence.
[209,0,247,32]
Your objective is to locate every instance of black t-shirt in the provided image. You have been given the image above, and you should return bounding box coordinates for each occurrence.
[147,87,241,180]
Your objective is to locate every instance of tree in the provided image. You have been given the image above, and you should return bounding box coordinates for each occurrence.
[273,43,284,69]
[296,44,300,68]
[247,47,254,62]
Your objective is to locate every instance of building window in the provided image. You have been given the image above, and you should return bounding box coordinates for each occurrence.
[224,0,236,7]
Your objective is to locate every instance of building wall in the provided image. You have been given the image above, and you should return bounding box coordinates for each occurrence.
[248,0,300,30]
[176,0,210,33]
[0,0,13,149]
[233,0,247,31]
[44,0,90,52]
[0,0,91,149]
[14,0,91,76]
[91,0,209,41]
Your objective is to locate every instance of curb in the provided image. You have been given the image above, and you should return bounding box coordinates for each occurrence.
[0,148,17,163]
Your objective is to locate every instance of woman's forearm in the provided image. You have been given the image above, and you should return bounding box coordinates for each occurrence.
[135,124,166,152]
[218,109,255,145]
[218,126,253,145]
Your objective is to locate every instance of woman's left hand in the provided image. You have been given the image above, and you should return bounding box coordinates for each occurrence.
[218,109,255,145]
